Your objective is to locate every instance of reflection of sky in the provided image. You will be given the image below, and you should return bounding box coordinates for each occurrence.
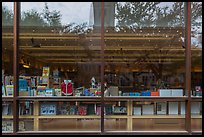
[3,2,92,25]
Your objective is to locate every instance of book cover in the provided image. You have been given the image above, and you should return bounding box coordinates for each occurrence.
[2,104,9,115]
[6,85,13,96]
[42,67,50,77]
[2,85,6,96]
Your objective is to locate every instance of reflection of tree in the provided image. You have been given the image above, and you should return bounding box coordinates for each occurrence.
[21,9,48,26]
[116,2,160,28]
[43,3,62,27]
[2,3,90,34]
[115,2,202,82]
[115,2,202,28]
[2,5,13,26]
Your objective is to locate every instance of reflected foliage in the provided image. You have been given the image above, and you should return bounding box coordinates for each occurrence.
[2,4,13,26]
[116,2,202,29]
[21,9,48,26]
[43,2,62,27]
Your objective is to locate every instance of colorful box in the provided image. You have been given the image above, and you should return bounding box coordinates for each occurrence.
[171,89,183,96]
[151,91,159,96]
[129,92,135,96]
[159,89,171,96]
[135,92,141,96]
[141,91,151,96]
[45,88,54,96]
[122,93,129,96]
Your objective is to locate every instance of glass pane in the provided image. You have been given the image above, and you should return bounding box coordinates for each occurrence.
[19,2,101,132]
[191,101,202,131]
[191,2,202,132]
[190,2,202,96]
[132,101,186,131]
[2,2,14,134]
[104,2,186,132]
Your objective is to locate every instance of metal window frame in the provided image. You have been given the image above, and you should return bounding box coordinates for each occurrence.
[5,1,199,135]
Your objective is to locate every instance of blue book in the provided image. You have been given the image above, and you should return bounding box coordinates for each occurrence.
[19,79,28,91]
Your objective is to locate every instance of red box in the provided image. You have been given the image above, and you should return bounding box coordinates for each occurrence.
[151,91,159,96]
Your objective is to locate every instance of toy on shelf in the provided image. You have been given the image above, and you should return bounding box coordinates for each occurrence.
[61,80,73,96]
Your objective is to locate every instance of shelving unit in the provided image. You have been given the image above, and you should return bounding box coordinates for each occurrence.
[2,96,202,132]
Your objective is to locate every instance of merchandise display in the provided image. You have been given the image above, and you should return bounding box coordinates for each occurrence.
[2,121,28,131]
[40,103,57,115]
[5,85,13,96]
[142,104,154,115]
[133,107,142,115]
[1,2,202,134]
[156,102,167,115]
[168,102,179,115]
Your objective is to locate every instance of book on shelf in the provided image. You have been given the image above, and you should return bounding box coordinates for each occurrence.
[53,70,59,77]
[42,67,50,77]
[157,102,167,115]
[19,102,33,115]
[168,102,178,115]
[2,85,6,96]
[5,85,14,96]
[6,121,13,131]
[133,106,142,115]
[54,88,62,96]
[2,69,4,84]
[142,104,154,115]
[40,102,57,115]
[2,103,10,115]
[2,121,7,131]
[45,88,55,96]
[36,86,46,96]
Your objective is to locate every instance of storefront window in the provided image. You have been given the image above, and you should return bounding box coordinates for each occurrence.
[2,2,202,135]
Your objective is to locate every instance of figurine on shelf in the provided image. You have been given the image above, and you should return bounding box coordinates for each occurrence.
[61,80,73,96]
[91,77,96,88]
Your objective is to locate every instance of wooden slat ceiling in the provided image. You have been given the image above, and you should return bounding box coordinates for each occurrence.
[2,26,202,65]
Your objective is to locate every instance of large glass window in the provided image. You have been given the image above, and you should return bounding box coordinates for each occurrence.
[2,2,202,135]
[103,2,201,132]
[18,2,102,132]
